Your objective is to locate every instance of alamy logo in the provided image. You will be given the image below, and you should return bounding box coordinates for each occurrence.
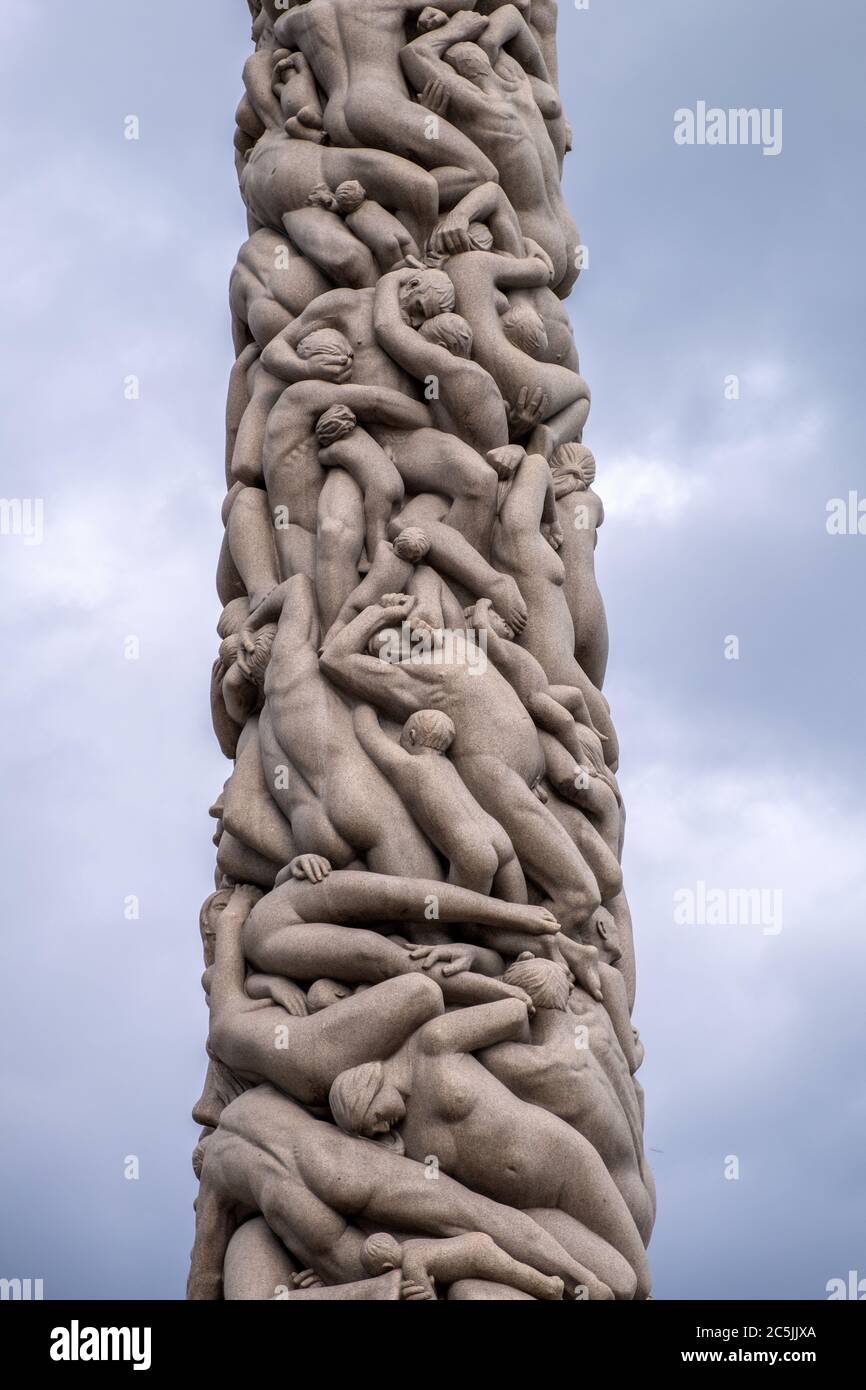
[674,102,783,157]
[826,1271,866,1300]
[49,1321,152,1372]
[673,880,783,936]
[0,1277,43,1299]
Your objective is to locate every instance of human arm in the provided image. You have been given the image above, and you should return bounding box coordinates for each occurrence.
[430,181,524,257]
[418,996,530,1055]
[401,10,491,109]
[372,270,453,382]
[352,704,413,778]
[477,3,552,81]
[319,595,421,718]
[210,885,263,1015]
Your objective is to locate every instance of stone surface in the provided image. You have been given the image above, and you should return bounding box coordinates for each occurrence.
[188,0,653,1302]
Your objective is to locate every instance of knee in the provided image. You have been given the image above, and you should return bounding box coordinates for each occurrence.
[403,971,444,1017]
[561,876,601,926]
[318,512,361,554]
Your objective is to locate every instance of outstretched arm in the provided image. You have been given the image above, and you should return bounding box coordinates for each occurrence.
[492,251,554,291]
[419,996,530,1055]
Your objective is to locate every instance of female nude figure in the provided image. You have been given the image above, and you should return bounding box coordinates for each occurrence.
[329,996,650,1298]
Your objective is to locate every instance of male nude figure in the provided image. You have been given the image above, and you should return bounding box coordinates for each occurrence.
[245,575,443,879]
[478,956,654,1241]
[274,0,503,205]
[491,452,619,765]
[261,363,431,580]
[402,9,581,291]
[353,704,527,899]
[242,857,562,996]
[320,592,603,931]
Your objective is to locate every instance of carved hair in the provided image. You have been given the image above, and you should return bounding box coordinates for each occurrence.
[316,403,357,445]
[502,304,548,356]
[392,526,431,562]
[418,312,473,358]
[333,180,367,214]
[467,221,495,251]
[404,708,456,752]
[503,957,571,1011]
[362,1232,403,1275]
[297,327,352,360]
[400,270,456,326]
[217,597,251,640]
[329,1061,385,1134]
[553,442,596,495]
[307,978,352,1013]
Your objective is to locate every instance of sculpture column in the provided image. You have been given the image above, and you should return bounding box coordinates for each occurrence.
[188,0,653,1302]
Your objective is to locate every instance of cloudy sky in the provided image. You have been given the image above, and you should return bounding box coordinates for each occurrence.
[1,0,863,1300]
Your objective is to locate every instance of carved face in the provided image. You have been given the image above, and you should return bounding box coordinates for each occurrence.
[362,1083,406,1137]
[398,271,455,327]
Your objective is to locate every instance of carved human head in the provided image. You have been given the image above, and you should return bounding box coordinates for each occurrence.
[392,527,431,563]
[586,906,622,964]
[362,1233,404,1276]
[503,956,570,1011]
[401,708,456,755]
[333,180,367,214]
[444,42,493,82]
[552,442,596,491]
[307,979,353,1012]
[297,327,354,381]
[329,1062,406,1137]
[502,304,548,356]
[199,887,235,967]
[467,221,494,251]
[399,269,456,326]
[237,624,276,688]
[315,403,357,445]
[418,311,473,358]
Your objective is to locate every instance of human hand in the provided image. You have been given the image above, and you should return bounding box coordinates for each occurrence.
[419,76,450,117]
[289,854,332,884]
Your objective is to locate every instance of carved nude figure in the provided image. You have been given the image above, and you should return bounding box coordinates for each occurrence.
[245,575,443,878]
[552,442,609,689]
[189,1085,612,1299]
[273,0,502,204]
[373,266,510,455]
[478,956,654,1240]
[353,704,527,899]
[402,9,581,291]
[361,1229,564,1301]
[203,882,447,1107]
[329,996,650,1297]
[321,594,604,931]
[491,452,619,765]
[438,245,591,455]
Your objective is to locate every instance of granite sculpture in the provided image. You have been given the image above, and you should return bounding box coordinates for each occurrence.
[190,0,653,1302]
